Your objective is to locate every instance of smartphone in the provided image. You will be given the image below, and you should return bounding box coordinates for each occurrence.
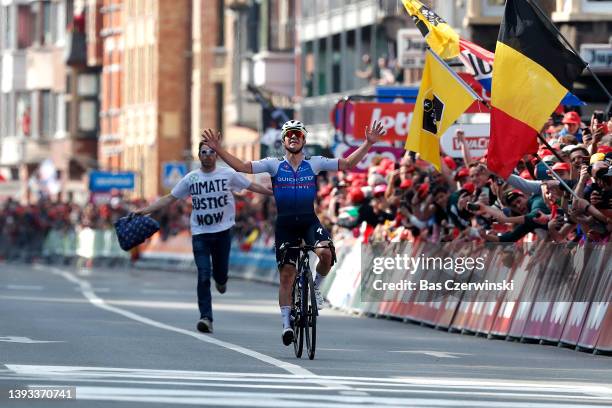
[467,202,481,212]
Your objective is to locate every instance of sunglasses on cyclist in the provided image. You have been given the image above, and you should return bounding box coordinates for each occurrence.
[283,130,305,140]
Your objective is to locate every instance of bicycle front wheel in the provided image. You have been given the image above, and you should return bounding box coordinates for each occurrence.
[304,271,317,360]
[291,275,304,358]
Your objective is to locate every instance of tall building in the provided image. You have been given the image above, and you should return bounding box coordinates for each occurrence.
[296,0,410,146]
[82,0,191,199]
[201,0,297,163]
[0,0,74,202]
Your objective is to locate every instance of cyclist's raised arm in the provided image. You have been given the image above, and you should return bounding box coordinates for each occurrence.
[338,120,385,171]
[201,128,253,174]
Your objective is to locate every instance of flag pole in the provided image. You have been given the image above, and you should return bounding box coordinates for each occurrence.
[527,0,612,101]
[537,133,566,164]
[533,153,580,201]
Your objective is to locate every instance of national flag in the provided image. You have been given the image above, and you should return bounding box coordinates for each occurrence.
[487,0,586,178]
[406,50,480,170]
[402,0,460,60]
[458,38,584,106]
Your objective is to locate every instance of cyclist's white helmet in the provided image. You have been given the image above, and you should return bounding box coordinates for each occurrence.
[281,120,307,138]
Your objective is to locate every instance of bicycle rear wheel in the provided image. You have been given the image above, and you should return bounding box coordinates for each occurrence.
[291,275,304,358]
[304,271,317,360]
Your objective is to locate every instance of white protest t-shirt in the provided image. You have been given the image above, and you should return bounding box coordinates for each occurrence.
[171,167,251,235]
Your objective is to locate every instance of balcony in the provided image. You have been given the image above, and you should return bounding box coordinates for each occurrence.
[252,51,295,96]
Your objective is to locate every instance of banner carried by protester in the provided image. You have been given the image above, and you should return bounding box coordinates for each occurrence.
[401,0,459,60]
[487,0,586,178]
[405,50,480,170]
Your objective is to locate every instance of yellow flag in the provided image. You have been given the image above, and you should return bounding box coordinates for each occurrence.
[402,0,460,59]
[405,50,479,170]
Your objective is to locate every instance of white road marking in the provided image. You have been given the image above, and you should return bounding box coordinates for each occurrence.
[23,385,612,407]
[389,350,471,358]
[3,365,611,407]
[35,265,353,392]
[0,336,63,344]
[6,284,43,291]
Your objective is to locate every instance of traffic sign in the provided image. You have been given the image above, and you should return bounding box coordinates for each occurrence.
[89,171,135,192]
[162,162,187,189]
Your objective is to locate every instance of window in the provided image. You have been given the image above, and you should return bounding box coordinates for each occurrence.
[78,100,97,132]
[269,0,295,51]
[2,6,15,50]
[481,0,505,16]
[0,93,10,138]
[41,90,53,138]
[77,73,98,96]
[581,0,612,13]
[217,0,224,47]
[17,5,34,49]
[42,1,54,45]
[215,83,224,134]
[16,93,31,138]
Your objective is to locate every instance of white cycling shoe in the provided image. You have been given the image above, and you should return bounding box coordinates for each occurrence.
[314,285,325,310]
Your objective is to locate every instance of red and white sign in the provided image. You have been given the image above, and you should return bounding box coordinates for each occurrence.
[353,102,416,144]
[351,101,490,157]
[440,124,490,159]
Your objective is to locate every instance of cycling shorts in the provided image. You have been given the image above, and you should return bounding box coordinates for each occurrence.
[274,214,333,269]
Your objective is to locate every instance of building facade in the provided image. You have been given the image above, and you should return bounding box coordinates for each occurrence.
[0,0,73,202]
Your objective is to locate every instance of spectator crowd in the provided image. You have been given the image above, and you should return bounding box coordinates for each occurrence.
[315,111,612,244]
[1,111,611,260]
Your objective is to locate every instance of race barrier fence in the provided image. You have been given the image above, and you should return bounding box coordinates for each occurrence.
[26,227,611,355]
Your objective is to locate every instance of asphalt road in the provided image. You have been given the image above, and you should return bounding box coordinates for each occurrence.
[1,261,611,407]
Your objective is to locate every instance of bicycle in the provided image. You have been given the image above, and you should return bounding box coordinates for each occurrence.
[280,244,330,360]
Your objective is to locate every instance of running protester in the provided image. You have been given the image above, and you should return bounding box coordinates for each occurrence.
[201,121,385,345]
[133,134,272,334]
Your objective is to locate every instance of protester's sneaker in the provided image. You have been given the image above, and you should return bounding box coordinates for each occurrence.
[314,285,325,310]
[282,327,294,346]
[215,281,227,294]
[196,318,213,333]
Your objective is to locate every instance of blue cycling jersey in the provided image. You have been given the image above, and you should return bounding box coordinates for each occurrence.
[251,156,339,216]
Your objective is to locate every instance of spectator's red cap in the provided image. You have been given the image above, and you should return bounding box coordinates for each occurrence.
[455,167,469,180]
[462,182,475,194]
[551,162,571,172]
[562,111,581,125]
[538,149,553,157]
[379,158,395,169]
[519,169,533,180]
[399,179,413,189]
[417,183,430,198]
[349,187,365,204]
[373,184,387,197]
[442,156,456,170]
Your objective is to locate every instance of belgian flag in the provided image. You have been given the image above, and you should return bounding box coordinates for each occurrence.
[487,0,586,178]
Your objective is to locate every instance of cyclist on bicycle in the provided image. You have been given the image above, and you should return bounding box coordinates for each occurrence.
[201,120,385,345]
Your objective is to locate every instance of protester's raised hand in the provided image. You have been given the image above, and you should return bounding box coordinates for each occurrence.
[201,129,221,151]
